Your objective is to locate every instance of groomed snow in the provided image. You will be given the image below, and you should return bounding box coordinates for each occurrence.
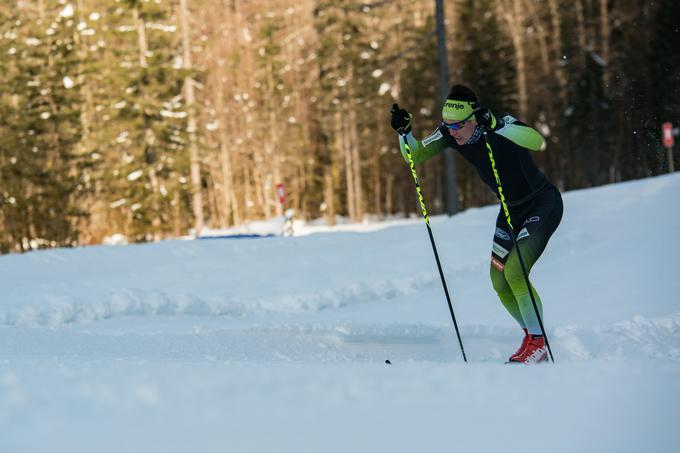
[1,174,679,453]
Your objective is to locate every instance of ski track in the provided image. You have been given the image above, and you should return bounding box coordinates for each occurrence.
[2,250,679,364]
[0,260,488,327]
[2,313,678,364]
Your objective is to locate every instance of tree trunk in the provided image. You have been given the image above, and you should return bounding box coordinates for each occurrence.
[145,129,162,240]
[575,0,587,56]
[436,0,458,215]
[348,106,363,221]
[547,0,570,188]
[373,153,382,220]
[347,65,363,222]
[547,0,568,105]
[500,0,529,119]
[215,67,239,226]
[599,0,610,95]
[180,0,204,235]
[524,0,551,77]
[385,173,394,215]
[133,7,147,68]
[340,111,356,220]
[267,60,284,218]
[134,4,164,239]
[324,165,336,226]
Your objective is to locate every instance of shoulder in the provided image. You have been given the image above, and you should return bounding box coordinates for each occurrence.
[492,111,531,130]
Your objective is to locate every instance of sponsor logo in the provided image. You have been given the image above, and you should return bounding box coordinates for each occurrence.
[494,227,510,241]
[526,347,548,363]
[517,228,530,240]
[422,129,443,146]
[491,257,505,272]
[492,242,510,259]
[523,216,540,225]
[485,142,508,207]
[444,100,466,110]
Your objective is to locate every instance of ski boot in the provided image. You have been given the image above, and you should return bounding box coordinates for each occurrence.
[508,334,548,364]
[507,328,530,362]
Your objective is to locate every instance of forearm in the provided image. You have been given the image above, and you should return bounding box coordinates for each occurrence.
[398,129,448,164]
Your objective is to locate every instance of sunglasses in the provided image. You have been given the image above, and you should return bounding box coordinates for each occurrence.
[442,112,475,131]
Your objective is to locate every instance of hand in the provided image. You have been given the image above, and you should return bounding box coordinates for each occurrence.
[390,103,412,135]
[474,105,498,131]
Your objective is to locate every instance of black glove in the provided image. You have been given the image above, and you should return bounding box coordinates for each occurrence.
[390,103,412,135]
[474,105,499,131]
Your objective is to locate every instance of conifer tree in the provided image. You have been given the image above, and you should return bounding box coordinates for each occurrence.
[0,1,88,251]
[97,0,192,241]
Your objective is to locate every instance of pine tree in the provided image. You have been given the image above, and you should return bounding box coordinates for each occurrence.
[94,0,193,242]
[0,1,88,251]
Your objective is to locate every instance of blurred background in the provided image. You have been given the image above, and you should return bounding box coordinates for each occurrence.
[0,0,678,253]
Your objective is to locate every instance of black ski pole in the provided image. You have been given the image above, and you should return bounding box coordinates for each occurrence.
[481,131,555,363]
[401,134,467,363]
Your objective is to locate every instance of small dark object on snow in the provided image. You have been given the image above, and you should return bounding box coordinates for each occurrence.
[385,359,391,365]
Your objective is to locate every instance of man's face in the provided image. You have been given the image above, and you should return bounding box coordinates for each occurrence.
[444,118,477,145]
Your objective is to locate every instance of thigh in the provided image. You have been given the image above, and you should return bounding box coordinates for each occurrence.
[509,187,564,272]
[491,210,514,272]
[492,187,563,272]
[514,186,563,246]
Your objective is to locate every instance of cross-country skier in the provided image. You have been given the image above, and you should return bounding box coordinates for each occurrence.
[390,84,563,364]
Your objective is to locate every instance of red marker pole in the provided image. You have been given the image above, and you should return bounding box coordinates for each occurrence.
[662,122,675,173]
[276,183,286,205]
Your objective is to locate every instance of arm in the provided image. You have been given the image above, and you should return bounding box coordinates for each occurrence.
[475,107,545,151]
[494,115,546,152]
[391,103,450,165]
[398,126,450,165]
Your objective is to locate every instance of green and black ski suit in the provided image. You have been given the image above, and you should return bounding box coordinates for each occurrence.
[398,114,563,334]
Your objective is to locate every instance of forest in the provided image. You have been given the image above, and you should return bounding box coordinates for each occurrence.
[0,0,678,253]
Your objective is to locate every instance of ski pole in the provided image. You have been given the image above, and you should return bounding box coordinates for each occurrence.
[401,134,467,362]
[481,131,555,363]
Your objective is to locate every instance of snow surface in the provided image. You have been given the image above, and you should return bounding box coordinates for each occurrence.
[2,174,680,453]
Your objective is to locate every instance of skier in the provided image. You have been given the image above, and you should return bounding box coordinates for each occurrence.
[390,84,563,364]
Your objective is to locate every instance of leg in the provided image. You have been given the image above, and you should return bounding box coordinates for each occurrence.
[503,249,544,335]
[490,261,526,328]
[489,210,526,329]
[504,186,563,334]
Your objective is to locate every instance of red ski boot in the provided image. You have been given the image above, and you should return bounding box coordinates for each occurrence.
[508,335,548,364]
[507,328,530,362]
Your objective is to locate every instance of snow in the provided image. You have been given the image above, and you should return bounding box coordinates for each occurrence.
[160,109,187,119]
[2,174,680,452]
[59,4,74,19]
[126,169,143,181]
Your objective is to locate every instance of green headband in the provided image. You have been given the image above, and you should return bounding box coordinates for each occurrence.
[442,100,475,121]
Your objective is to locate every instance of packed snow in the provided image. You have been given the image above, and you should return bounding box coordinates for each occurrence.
[1,174,679,453]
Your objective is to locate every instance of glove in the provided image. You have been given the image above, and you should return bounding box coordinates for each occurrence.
[473,105,499,131]
[390,103,412,135]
